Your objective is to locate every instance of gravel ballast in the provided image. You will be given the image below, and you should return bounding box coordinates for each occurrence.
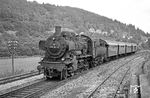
[41,55,140,98]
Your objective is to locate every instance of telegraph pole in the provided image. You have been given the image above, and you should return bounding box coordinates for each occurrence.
[7,40,18,75]
[12,52,14,74]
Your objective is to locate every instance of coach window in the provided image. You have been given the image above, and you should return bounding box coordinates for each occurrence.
[100,43,105,47]
[103,43,106,47]
[105,44,108,47]
[100,43,102,46]
[115,45,118,48]
[93,41,96,48]
[103,43,105,47]
[112,45,114,48]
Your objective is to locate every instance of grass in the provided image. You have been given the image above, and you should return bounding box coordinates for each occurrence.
[0,69,24,78]
[0,56,41,78]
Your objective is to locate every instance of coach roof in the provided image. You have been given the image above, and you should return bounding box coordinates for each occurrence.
[104,40,137,46]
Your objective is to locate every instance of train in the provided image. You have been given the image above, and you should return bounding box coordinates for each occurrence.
[37,26,137,80]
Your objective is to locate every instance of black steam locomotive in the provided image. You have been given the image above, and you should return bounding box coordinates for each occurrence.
[38,26,137,80]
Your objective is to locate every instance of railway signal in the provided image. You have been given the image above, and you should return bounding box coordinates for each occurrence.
[7,40,18,75]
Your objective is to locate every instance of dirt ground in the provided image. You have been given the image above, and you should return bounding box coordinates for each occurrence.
[139,50,150,98]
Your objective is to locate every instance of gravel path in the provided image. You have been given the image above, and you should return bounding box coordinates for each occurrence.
[41,55,139,98]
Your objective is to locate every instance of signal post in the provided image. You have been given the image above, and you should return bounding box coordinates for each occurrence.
[7,40,18,75]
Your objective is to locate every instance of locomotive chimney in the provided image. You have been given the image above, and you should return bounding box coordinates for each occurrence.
[54,26,61,36]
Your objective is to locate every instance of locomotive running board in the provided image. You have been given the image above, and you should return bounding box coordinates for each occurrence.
[77,55,92,59]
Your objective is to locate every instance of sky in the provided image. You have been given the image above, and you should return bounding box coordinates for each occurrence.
[27,0,150,33]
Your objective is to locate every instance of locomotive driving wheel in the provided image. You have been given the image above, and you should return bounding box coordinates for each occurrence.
[93,58,98,67]
[84,61,89,70]
[94,56,104,66]
[63,68,68,79]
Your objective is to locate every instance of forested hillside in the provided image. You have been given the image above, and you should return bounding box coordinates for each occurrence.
[0,0,149,57]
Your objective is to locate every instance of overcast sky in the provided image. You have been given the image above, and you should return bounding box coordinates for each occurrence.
[28,0,150,33]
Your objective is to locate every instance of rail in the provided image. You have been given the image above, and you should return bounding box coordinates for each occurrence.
[0,71,42,85]
[87,57,136,98]
[113,67,130,98]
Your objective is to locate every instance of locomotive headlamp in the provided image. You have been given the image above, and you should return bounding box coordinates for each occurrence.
[61,58,65,61]
[52,37,55,41]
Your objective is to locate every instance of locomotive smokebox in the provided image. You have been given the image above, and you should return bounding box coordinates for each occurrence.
[54,26,61,36]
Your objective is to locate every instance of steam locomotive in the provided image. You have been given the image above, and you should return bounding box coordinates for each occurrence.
[38,26,137,80]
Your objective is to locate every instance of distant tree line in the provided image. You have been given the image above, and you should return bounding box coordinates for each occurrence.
[0,0,148,57]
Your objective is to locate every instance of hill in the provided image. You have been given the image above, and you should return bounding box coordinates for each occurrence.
[0,0,149,57]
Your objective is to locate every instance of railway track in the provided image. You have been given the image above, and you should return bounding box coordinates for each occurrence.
[0,71,42,85]
[112,67,130,98]
[0,54,141,98]
[0,79,56,98]
[0,68,92,98]
[87,56,141,98]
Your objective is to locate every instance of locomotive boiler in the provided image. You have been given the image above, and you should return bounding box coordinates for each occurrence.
[38,26,93,80]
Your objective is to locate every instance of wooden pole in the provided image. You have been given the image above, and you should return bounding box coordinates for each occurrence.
[12,53,14,75]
